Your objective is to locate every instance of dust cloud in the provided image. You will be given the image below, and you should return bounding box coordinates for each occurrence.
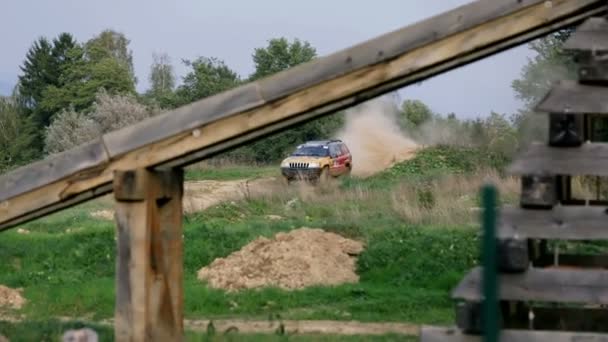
[336,96,418,177]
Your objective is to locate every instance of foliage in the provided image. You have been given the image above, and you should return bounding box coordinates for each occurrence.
[44,89,159,153]
[39,45,136,117]
[13,30,137,161]
[249,38,317,81]
[512,29,576,108]
[388,145,509,175]
[17,33,81,127]
[400,99,433,128]
[171,56,242,108]
[0,97,39,171]
[89,88,158,132]
[146,52,176,107]
[43,107,99,154]
[85,29,136,84]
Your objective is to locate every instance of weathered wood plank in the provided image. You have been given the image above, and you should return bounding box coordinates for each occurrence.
[1,0,605,231]
[534,80,608,114]
[451,266,608,304]
[114,169,183,342]
[104,83,265,158]
[535,254,608,268]
[420,325,608,342]
[508,142,608,176]
[498,205,608,240]
[515,307,608,332]
[563,17,608,50]
[0,139,108,203]
[0,183,112,234]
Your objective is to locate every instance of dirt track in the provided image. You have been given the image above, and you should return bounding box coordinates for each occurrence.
[91,177,279,220]
[52,316,419,336]
[185,318,419,336]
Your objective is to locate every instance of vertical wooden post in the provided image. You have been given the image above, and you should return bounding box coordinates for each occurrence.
[481,184,498,342]
[113,168,184,342]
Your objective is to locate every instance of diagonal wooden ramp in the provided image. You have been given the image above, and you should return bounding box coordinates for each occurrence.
[0,0,605,231]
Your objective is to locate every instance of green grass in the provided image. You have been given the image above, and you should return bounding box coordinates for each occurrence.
[342,145,509,190]
[0,145,510,339]
[185,165,279,181]
[1,203,479,324]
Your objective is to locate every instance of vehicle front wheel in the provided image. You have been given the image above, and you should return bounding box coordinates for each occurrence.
[282,176,291,186]
[319,166,330,184]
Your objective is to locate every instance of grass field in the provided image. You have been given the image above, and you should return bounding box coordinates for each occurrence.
[0,146,519,340]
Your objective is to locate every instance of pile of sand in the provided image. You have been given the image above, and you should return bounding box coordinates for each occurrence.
[197,228,365,291]
[0,285,25,309]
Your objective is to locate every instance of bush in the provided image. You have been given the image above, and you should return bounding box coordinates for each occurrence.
[44,89,160,154]
[44,107,99,154]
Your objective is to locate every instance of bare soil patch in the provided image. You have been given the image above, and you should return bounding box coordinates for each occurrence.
[91,177,279,220]
[0,285,25,310]
[186,318,418,336]
[197,228,365,291]
[52,316,418,336]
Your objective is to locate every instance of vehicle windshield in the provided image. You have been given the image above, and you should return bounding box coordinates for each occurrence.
[290,145,329,157]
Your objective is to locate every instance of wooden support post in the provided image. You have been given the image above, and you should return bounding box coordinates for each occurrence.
[113,168,184,342]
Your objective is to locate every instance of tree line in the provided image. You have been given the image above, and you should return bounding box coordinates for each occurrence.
[0,28,574,172]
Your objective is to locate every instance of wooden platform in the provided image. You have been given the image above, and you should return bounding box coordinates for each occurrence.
[419,326,608,342]
[498,205,608,240]
[508,143,608,176]
[451,267,608,305]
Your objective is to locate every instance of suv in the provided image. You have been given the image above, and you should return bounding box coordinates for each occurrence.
[280,140,353,184]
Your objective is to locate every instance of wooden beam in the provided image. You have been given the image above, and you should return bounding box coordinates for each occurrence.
[419,326,608,342]
[0,0,605,231]
[451,266,608,305]
[114,168,184,342]
[508,142,608,176]
[498,205,608,240]
[535,80,608,114]
[535,253,608,268]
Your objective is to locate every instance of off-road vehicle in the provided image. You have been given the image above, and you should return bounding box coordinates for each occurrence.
[280,140,353,184]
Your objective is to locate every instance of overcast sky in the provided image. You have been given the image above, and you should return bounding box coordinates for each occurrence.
[0,0,535,119]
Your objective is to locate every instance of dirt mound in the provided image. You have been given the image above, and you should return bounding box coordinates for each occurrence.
[197,228,364,291]
[337,96,418,177]
[0,285,25,309]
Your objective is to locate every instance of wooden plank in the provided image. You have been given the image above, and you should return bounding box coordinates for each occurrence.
[0,139,108,203]
[535,254,608,268]
[114,168,183,342]
[1,0,605,231]
[104,82,265,158]
[451,266,608,304]
[0,183,112,234]
[563,17,608,50]
[419,326,608,342]
[534,80,608,114]
[508,142,608,176]
[498,205,608,240]
[516,307,608,332]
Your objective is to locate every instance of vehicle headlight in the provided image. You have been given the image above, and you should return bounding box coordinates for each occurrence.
[280,160,289,167]
[308,162,320,168]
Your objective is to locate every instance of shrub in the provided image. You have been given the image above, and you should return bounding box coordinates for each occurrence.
[44,89,160,154]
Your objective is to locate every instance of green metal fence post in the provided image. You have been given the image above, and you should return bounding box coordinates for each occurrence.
[481,184,499,342]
